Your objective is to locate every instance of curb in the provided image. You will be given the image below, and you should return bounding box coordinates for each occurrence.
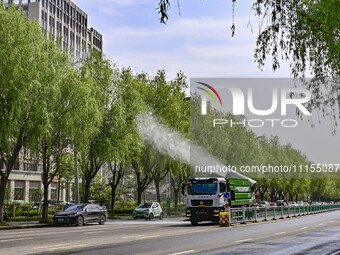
[0,223,53,230]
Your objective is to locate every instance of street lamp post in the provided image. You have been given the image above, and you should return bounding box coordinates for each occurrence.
[74,146,79,204]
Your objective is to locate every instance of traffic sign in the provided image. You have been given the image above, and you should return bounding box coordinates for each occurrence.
[224,192,230,199]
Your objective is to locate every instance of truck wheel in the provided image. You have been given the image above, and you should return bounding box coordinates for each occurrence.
[190,219,198,226]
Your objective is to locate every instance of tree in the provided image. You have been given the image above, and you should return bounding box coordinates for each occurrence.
[170,161,189,212]
[144,70,190,203]
[78,51,114,203]
[0,5,54,223]
[33,35,99,221]
[131,144,159,206]
[106,68,144,215]
[57,152,74,203]
[158,0,340,121]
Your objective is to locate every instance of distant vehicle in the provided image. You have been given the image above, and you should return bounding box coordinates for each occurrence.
[32,202,41,210]
[303,202,310,206]
[269,202,277,207]
[289,202,299,207]
[276,200,288,206]
[132,202,163,220]
[13,200,25,204]
[297,201,304,206]
[53,204,107,226]
[259,201,270,208]
[311,201,320,205]
[61,201,75,208]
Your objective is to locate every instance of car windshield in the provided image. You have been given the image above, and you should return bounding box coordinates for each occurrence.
[188,182,217,195]
[137,203,152,209]
[65,205,84,212]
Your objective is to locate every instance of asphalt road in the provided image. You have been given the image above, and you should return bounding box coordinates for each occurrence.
[0,210,339,255]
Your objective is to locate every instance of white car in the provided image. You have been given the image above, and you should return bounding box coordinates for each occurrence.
[297,201,304,206]
[258,201,270,208]
[289,202,299,207]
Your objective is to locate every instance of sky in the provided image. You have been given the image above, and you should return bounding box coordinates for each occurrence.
[73,0,339,166]
[74,0,292,78]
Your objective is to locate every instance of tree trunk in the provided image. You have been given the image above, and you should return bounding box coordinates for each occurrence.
[42,180,49,221]
[173,188,179,212]
[110,187,116,216]
[260,192,265,201]
[137,184,142,206]
[84,178,91,203]
[42,146,51,221]
[0,175,9,223]
[155,179,161,203]
[57,178,61,203]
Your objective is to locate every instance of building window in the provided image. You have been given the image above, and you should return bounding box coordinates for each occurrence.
[15,180,24,201]
[29,181,41,202]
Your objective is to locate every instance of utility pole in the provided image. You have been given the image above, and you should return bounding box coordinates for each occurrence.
[166,172,171,216]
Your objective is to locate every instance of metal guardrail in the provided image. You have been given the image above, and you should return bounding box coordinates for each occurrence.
[230,204,340,224]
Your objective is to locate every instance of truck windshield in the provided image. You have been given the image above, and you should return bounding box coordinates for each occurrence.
[188,183,217,195]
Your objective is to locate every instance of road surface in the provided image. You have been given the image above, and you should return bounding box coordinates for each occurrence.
[0,210,339,255]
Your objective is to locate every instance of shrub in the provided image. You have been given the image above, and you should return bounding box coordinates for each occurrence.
[8,217,41,222]
[15,211,40,217]
[39,217,53,223]
[108,215,121,219]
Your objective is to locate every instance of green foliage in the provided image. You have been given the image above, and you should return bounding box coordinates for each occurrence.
[89,177,111,206]
[108,215,121,219]
[38,217,53,223]
[111,208,135,215]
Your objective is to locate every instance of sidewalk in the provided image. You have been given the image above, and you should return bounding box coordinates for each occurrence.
[0,221,52,230]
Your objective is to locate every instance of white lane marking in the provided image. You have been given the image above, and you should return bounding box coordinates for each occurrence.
[274,232,286,235]
[318,223,324,226]
[167,250,196,255]
[300,227,308,230]
[1,237,32,242]
[234,238,252,243]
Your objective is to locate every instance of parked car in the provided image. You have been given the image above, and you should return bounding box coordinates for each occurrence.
[276,200,288,206]
[53,204,108,226]
[311,201,320,205]
[269,202,277,207]
[258,201,270,208]
[32,202,41,210]
[132,202,164,220]
[288,202,299,207]
[297,201,304,206]
[61,201,75,208]
[303,202,310,206]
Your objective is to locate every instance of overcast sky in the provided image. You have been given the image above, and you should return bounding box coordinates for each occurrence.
[73,0,339,165]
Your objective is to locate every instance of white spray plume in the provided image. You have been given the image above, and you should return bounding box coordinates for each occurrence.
[137,113,256,187]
